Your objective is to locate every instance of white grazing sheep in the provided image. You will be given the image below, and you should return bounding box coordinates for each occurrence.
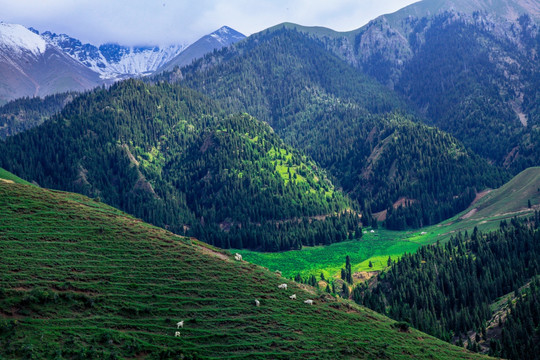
[175,331,181,337]
[278,283,288,289]
[177,320,184,329]
[370,230,375,233]
[255,299,260,307]
[304,299,313,305]
[234,253,242,261]
[289,294,296,300]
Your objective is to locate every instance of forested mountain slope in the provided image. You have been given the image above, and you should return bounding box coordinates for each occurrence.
[394,12,539,168]
[0,80,357,251]
[354,219,540,359]
[0,92,76,139]
[278,1,540,171]
[162,28,507,228]
[0,174,490,359]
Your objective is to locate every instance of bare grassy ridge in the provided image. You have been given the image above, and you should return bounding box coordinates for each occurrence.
[0,179,488,359]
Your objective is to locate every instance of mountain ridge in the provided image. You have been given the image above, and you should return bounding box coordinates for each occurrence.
[39,29,186,80]
[157,26,246,73]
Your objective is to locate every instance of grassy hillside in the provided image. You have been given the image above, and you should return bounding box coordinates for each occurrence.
[458,166,540,223]
[0,167,32,185]
[0,179,488,359]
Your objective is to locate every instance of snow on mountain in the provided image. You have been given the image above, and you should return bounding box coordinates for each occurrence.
[0,23,47,57]
[157,26,246,73]
[1,22,243,81]
[0,23,101,105]
[40,31,187,80]
[209,26,246,46]
[97,44,186,79]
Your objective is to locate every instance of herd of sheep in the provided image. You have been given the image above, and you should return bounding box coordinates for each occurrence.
[173,253,315,337]
[237,253,315,307]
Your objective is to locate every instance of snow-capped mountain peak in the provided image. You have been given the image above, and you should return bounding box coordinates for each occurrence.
[210,26,246,46]
[156,26,246,73]
[0,23,47,56]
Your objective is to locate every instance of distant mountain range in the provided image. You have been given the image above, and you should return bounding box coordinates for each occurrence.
[38,29,186,80]
[0,23,245,104]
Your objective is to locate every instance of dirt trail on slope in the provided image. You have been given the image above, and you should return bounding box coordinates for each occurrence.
[195,244,230,261]
[471,189,492,205]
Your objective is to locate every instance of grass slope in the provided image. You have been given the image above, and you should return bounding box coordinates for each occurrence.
[0,180,488,359]
[456,166,540,225]
[0,167,33,185]
[239,167,540,282]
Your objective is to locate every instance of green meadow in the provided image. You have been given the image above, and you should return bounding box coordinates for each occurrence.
[237,229,438,279]
[238,167,540,281]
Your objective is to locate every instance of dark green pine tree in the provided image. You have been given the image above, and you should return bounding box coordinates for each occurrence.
[345,255,353,284]
[342,283,350,298]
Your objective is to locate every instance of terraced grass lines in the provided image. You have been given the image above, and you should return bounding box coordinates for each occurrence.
[0,180,488,359]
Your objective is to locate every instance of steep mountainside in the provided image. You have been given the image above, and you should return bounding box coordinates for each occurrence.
[394,12,539,167]
[0,23,101,105]
[0,174,488,359]
[164,28,507,229]
[276,0,540,171]
[0,80,358,251]
[383,0,540,25]
[157,26,246,73]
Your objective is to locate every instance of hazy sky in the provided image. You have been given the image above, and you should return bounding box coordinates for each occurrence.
[0,0,420,46]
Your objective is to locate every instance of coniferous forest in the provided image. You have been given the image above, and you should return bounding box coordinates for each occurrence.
[0,80,360,251]
[164,28,509,228]
[0,92,76,139]
[354,215,540,359]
